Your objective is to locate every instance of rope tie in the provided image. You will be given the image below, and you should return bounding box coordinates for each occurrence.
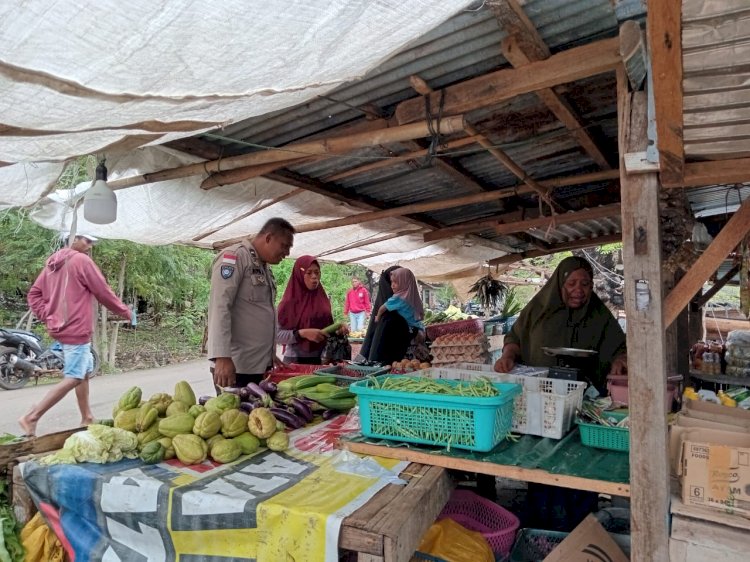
[423,90,445,168]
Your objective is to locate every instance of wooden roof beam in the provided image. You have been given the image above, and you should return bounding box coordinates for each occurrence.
[488,233,622,266]
[395,37,621,124]
[492,1,611,169]
[648,0,684,185]
[109,115,466,191]
[664,195,750,326]
[323,136,478,182]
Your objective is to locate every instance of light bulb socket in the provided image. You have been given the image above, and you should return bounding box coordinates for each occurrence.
[95,161,108,182]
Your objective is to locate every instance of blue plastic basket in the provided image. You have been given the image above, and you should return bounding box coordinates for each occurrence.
[350,375,521,452]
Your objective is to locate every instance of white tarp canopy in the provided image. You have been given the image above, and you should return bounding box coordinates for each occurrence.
[0,0,508,282]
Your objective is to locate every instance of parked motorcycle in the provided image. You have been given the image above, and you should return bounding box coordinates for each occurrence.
[0,328,101,390]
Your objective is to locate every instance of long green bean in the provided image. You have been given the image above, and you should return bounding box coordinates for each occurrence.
[367,375,499,397]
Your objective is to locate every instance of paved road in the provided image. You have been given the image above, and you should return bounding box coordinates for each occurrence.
[0,359,215,437]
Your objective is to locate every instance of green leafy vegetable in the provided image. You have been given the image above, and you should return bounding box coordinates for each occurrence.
[0,480,24,562]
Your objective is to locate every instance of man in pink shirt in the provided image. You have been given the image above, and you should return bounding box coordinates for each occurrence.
[19,234,132,437]
[343,277,371,332]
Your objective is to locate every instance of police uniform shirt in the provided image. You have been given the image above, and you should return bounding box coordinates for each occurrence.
[207,240,276,374]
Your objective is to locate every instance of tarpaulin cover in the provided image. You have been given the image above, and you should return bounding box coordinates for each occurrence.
[21,419,407,562]
[345,428,630,484]
[0,1,509,284]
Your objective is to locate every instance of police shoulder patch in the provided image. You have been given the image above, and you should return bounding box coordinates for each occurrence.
[220,265,234,279]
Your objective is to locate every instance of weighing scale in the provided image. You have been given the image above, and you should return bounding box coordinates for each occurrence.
[542,347,598,382]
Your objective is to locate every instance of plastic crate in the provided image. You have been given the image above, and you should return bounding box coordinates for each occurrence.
[350,375,521,452]
[509,528,568,561]
[426,318,484,341]
[577,411,630,452]
[315,363,390,379]
[417,366,576,439]
[439,490,520,556]
[503,375,586,439]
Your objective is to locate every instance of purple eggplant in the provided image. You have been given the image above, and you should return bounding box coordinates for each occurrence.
[259,379,277,394]
[223,386,241,395]
[239,401,259,413]
[269,407,305,429]
[247,382,273,406]
[290,398,314,422]
[238,387,251,402]
[322,409,339,420]
[198,395,212,406]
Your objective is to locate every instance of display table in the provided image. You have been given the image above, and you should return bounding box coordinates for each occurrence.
[339,463,452,562]
[341,428,630,497]
[6,424,452,562]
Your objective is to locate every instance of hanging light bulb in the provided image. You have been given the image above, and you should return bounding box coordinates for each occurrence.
[84,159,117,224]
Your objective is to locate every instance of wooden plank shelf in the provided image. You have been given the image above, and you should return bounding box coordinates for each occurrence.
[688,370,750,387]
[342,440,630,498]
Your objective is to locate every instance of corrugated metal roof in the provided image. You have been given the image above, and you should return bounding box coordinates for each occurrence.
[687,182,750,218]
[682,0,750,159]
[192,0,648,262]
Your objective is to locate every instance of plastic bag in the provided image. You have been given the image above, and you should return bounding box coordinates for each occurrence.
[21,512,65,562]
[416,518,494,562]
[331,449,407,485]
[321,334,351,364]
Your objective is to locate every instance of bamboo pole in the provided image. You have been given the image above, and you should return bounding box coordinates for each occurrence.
[201,157,315,190]
[108,115,466,191]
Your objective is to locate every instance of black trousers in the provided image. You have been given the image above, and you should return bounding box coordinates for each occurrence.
[367,310,413,365]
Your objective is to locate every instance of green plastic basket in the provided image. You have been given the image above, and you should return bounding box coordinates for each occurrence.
[350,375,521,452]
[315,363,390,380]
[576,411,630,452]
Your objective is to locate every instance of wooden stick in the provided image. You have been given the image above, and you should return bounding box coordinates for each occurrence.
[323,136,479,183]
[494,203,621,236]
[488,233,621,266]
[108,115,466,191]
[200,157,315,190]
[664,195,750,326]
[463,123,557,208]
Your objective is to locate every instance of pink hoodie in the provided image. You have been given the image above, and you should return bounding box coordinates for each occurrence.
[27,248,131,344]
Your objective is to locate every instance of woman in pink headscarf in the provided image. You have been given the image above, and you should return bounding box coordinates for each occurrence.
[277,255,335,364]
[369,267,424,365]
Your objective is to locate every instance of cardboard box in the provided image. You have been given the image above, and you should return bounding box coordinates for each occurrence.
[669,414,749,477]
[683,400,750,429]
[543,515,628,562]
[680,437,750,518]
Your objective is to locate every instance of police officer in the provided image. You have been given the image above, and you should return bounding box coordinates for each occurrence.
[207,217,295,389]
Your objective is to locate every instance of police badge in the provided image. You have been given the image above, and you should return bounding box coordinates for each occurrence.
[220,265,234,279]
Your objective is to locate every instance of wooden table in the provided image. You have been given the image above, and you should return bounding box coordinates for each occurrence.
[339,462,453,562]
[344,440,630,497]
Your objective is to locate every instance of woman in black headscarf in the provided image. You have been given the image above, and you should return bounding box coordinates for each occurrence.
[356,266,418,365]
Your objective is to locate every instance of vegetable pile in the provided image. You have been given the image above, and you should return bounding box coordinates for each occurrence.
[39,377,356,468]
[368,376,500,397]
[577,399,630,428]
[0,479,24,562]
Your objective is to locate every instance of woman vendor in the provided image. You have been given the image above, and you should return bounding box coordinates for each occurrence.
[493,255,627,531]
[277,255,343,364]
[494,255,627,392]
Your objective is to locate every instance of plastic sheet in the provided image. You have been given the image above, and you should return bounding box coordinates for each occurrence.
[344,428,630,484]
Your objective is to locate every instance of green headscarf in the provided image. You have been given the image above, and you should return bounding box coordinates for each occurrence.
[504,256,626,389]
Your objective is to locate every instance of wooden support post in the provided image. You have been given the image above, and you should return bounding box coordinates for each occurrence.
[617,67,670,561]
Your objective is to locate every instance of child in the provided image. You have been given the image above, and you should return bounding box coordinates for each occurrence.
[375,267,424,331]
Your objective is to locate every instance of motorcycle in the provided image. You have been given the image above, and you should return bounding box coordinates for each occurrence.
[0,328,101,390]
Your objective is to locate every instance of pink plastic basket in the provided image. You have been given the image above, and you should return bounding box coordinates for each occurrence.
[426,318,483,342]
[438,489,520,556]
[607,374,682,411]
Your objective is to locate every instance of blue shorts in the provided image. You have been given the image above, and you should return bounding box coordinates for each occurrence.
[62,343,94,379]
